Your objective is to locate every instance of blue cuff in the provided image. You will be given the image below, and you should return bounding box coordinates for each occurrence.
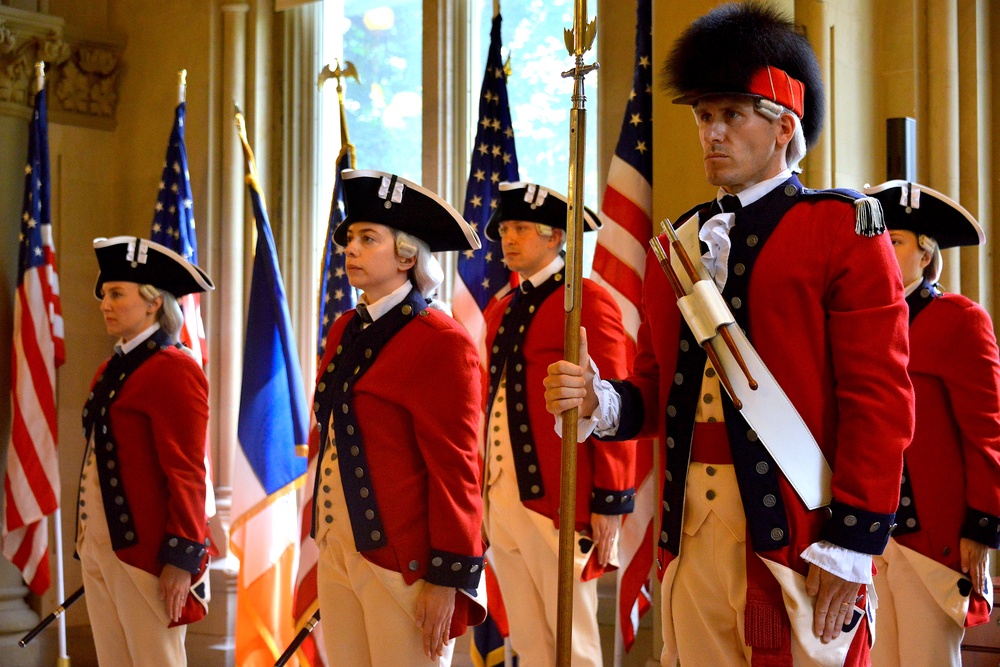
[598,379,643,441]
[819,501,894,555]
[961,507,1000,549]
[158,533,208,573]
[424,549,484,589]
[590,486,636,515]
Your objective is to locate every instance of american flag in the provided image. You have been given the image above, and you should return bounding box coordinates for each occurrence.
[151,101,207,367]
[590,0,655,656]
[151,99,215,518]
[315,146,356,357]
[291,144,357,667]
[461,14,520,667]
[452,13,519,359]
[3,86,64,595]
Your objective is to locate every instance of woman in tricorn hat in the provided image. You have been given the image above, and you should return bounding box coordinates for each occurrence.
[864,181,1000,667]
[78,236,215,666]
[311,169,486,665]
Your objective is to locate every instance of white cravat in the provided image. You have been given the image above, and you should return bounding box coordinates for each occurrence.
[699,212,737,290]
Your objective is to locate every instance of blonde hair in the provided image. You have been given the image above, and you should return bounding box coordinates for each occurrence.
[917,234,942,284]
[138,284,183,342]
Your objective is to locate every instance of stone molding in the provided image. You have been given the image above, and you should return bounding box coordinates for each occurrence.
[0,5,125,130]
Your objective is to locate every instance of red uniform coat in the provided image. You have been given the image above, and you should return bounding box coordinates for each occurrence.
[608,182,914,664]
[314,303,486,637]
[897,288,1000,625]
[78,340,211,624]
[483,277,636,578]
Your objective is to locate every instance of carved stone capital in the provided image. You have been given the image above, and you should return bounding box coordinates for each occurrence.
[0,6,125,130]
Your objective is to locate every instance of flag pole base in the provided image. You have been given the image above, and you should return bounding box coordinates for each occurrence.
[57,657,71,667]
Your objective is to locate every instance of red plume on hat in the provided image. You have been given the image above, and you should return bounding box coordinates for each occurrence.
[664,1,825,148]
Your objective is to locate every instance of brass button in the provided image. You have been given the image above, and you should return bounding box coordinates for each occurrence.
[784,184,797,196]
[844,515,858,527]
[730,297,742,309]
[401,305,412,315]
[746,234,759,247]
[674,373,684,385]
[706,490,716,500]
[770,528,784,541]
[755,461,769,474]
[733,263,746,276]
[762,494,777,508]
[409,560,419,571]
[706,466,716,476]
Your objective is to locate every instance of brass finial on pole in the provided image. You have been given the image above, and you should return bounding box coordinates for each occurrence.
[556,1,598,665]
[234,102,264,197]
[34,61,45,94]
[178,68,187,105]
[318,59,360,169]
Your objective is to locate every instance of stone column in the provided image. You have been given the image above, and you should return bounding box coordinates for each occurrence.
[926,0,961,291]
[796,0,832,188]
[212,1,249,548]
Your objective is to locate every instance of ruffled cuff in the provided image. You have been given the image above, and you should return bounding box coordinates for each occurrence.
[800,540,872,584]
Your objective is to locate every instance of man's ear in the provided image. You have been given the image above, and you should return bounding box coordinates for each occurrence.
[775,112,796,150]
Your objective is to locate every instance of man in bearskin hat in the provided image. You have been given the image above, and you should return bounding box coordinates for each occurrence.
[545,2,914,665]
[482,182,635,666]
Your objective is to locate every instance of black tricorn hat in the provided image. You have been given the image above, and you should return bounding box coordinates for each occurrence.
[863,180,984,249]
[93,236,214,299]
[334,169,481,253]
[484,182,602,242]
[664,1,825,148]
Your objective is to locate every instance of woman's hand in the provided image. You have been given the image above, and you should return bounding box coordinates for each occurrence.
[158,564,191,623]
[415,582,456,660]
[960,537,991,595]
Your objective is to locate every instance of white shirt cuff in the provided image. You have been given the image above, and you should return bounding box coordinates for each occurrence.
[553,359,622,442]
[800,540,873,584]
